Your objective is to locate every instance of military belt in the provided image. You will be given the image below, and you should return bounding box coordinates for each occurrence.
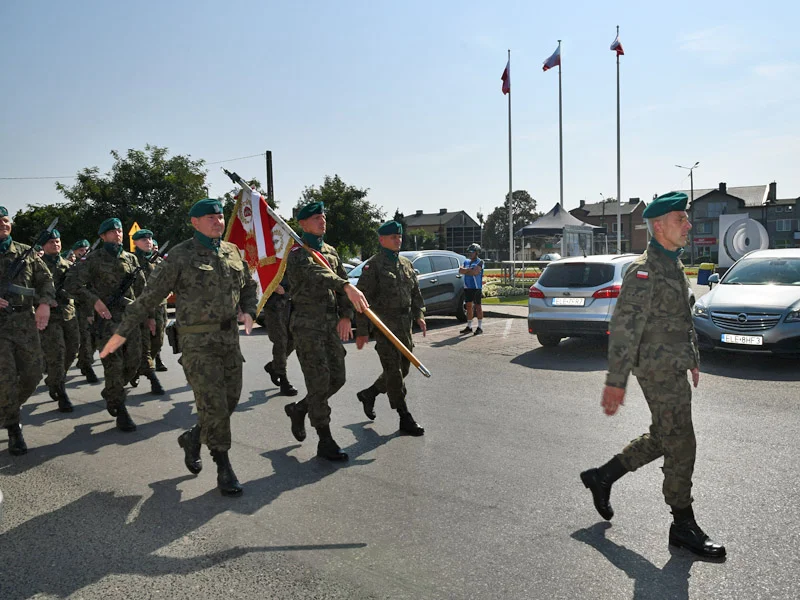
[177,317,236,335]
[640,330,691,344]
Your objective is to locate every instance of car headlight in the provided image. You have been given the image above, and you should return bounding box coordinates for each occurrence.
[692,302,709,319]
[786,308,800,323]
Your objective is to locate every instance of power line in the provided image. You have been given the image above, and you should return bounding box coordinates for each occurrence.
[0,151,267,181]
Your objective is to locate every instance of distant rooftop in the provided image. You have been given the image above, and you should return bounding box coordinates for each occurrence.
[405,209,479,228]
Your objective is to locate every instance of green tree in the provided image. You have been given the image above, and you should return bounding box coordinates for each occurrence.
[406,228,437,250]
[54,145,208,247]
[9,203,85,248]
[483,190,541,255]
[295,175,383,260]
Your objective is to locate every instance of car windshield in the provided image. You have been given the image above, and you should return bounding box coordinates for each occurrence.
[722,257,800,286]
[537,263,615,288]
[348,261,367,278]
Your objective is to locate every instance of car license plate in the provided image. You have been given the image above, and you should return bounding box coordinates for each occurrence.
[552,297,585,306]
[720,334,763,346]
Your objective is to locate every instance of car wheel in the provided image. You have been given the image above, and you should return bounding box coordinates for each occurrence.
[455,292,467,322]
[537,333,561,347]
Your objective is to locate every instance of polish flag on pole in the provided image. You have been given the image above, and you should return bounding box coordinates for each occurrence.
[225,187,296,314]
[501,60,510,94]
[542,45,561,71]
[610,34,624,56]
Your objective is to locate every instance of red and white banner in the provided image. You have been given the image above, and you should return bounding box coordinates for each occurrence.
[542,45,561,71]
[610,34,624,56]
[225,188,296,313]
[501,60,510,95]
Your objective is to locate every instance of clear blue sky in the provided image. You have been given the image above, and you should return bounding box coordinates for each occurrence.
[2,0,799,224]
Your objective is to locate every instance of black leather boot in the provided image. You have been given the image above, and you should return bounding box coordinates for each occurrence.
[56,384,74,413]
[398,410,425,436]
[357,387,378,420]
[284,402,307,442]
[6,424,28,456]
[211,450,243,496]
[115,405,137,432]
[146,372,165,395]
[580,456,628,520]
[316,425,348,461]
[669,505,726,559]
[155,354,168,372]
[129,375,140,388]
[82,365,99,384]
[48,387,59,402]
[264,362,280,386]
[279,375,298,397]
[177,425,202,475]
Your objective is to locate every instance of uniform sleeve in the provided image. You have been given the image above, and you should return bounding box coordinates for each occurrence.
[605,267,653,388]
[239,255,258,319]
[355,260,378,337]
[295,248,351,294]
[334,257,355,322]
[116,256,180,338]
[411,271,425,321]
[64,259,100,312]
[32,255,56,306]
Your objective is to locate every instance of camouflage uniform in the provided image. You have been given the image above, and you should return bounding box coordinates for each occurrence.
[40,253,80,391]
[65,246,145,414]
[0,240,55,427]
[75,299,95,370]
[263,277,294,377]
[355,249,425,412]
[116,236,257,451]
[134,248,167,375]
[606,242,700,509]
[286,242,353,428]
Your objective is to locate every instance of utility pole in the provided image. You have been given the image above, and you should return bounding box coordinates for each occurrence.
[265,150,274,205]
[676,162,699,264]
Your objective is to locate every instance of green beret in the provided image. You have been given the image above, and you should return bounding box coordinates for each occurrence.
[43,229,61,240]
[72,239,90,250]
[189,198,223,218]
[98,217,122,235]
[642,192,688,219]
[297,201,324,221]
[34,244,42,252]
[152,239,158,247]
[0,206,7,217]
[132,229,153,241]
[377,220,403,235]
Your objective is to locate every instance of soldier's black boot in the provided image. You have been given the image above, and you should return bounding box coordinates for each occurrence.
[115,405,137,432]
[398,409,425,436]
[129,375,140,388]
[82,365,99,384]
[56,384,74,413]
[6,424,28,456]
[356,386,378,420]
[279,375,298,397]
[48,387,59,402]
[177,425,202,475]
[580,456,628,521]
[146,372,165,396]
[155,353,168,372]
[669,505,726,559]
[316,425,348,461]
[284,402,307,442]
[211,450,243,496]
[264,361,281,386]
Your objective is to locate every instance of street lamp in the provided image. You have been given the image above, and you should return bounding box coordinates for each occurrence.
[676,162,699,264]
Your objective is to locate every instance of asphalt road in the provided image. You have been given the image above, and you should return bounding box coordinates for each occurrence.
[1,295,798,599]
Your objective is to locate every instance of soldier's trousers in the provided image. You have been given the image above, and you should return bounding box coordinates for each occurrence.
[181,342,243,451]
[76,308,94,368]
[264,303,294,376]
[293,326,346,428]
[137,322,156,375]
[618,370,696,509]
[370,319,412,412]
[40,315,80,389]
[96,319,141,410]
[0,313,44,427]
[151,304,167,358]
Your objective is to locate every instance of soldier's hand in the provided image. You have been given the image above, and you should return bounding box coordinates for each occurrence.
[337,317,353,341]
[690,367,700,388]
[241,313,254,335]
[35,303,51,331]
[100,333,127,358]
[343,283,369,313]
[94,299,112,320]
[0,298,9,309]
[601,385,625,416]
[417,318,427,337]
[356,335,369,349]
[275,284,285,295]
[147,318,156,336]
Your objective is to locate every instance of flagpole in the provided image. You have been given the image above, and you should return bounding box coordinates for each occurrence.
[615,26,622,254]
[506,49,514,279]
[557,40,563,208]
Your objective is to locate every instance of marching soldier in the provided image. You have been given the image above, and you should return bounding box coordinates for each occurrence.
[131,229,165,394]
[283,201,368,461]
[151,239,168,372]
[71,239,99,383]
[100,199,258,497]
[65,218,145,432]
[579,192,726,559]
[262,274,298,396]
[39,229,80,413]
[355,220,426,435]
[0,206,55,455]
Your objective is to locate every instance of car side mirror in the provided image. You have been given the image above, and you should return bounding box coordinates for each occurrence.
[414,269,420,275]
[707,273,719,288]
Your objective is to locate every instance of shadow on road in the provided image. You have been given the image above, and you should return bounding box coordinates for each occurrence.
[571,522,704,600]
[699,351,800,381]
[511,337,608,372]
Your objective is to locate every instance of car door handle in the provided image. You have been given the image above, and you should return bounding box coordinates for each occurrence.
[456,274,462,278]
[429,278,438,284]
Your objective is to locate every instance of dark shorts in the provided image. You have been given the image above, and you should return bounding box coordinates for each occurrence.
[464,288,482,304]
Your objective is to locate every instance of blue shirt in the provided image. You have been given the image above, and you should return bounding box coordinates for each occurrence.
[463,257,484,289]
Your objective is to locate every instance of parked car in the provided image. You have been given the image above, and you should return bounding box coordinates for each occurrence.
[343,263,355,275]
[347,250,468,321]
[692,248,800,354]
[540,253,562,262]
[528,254,696,347]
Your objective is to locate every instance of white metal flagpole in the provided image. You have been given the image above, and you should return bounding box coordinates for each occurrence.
[506,49,514,280]
[615,26,622,253]
[557,40,564,208]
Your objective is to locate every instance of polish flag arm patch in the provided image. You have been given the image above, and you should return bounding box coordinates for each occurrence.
[636,270,649,279]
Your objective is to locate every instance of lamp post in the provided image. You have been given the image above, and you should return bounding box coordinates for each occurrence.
[676,161,699,264]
